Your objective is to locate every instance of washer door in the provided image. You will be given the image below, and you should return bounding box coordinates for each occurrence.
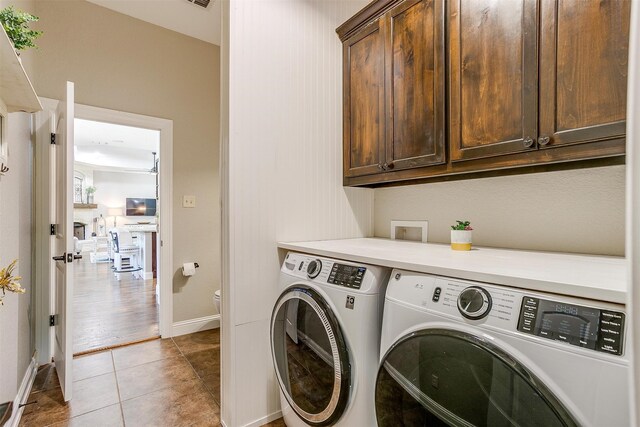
[375,329,579,427]
[271,285,351,426]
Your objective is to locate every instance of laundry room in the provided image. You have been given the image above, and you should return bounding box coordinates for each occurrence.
[0,0,638,426]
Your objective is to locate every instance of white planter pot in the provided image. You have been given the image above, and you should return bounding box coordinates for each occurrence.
[451,230,472,251]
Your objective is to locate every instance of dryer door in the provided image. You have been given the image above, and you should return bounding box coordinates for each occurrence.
[375,328,579,427]
[271,285,351,426]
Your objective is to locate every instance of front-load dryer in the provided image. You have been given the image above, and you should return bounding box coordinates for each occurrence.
[271,252,390,426]
[375,269,629,427]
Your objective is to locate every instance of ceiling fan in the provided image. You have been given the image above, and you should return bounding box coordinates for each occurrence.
[123,151,159,174]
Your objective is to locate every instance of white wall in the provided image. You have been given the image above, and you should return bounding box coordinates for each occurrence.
[33,0,220,323]
[374,166,626,256]
[222,1,372,425]
[0,113,34,403]
[93,170,156,226]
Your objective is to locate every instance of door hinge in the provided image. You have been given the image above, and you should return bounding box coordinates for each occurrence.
[50,224,57,235]
[49,315,57,327]
[50,133,56,145]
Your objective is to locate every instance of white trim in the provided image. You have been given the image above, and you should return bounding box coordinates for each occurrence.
[34,99,175,367]
[241,411,283,427]
[7,357,38,427]
[220,1,234,425]
[627,0,640,423]
[172,314,220,337]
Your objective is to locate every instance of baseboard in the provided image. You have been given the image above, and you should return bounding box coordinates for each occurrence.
[171,314,220,337]
[242,410,283,427]
[7,356,38,427]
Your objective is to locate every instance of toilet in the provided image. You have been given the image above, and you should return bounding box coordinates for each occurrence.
[214,289,221,314]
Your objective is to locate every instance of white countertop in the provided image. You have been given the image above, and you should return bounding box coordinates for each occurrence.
[278,238,627,305]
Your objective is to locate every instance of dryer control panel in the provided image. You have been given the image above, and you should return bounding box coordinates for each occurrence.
[386,269,627,356]
[517,297,625,356]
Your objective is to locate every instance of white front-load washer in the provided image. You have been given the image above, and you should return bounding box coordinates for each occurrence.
[271,252,390,426]
[375,269,629,427]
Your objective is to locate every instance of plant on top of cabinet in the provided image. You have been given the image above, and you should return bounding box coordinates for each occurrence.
[450,220,473,251]
[0,6,42,52]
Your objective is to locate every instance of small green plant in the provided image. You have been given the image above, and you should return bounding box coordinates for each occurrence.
[86,186,97,194]
[451,220,472,231]
[0,6,42,51]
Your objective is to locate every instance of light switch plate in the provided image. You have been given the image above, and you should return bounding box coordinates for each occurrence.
[183,195,196,208]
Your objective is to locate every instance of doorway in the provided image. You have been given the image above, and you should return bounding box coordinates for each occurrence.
[72,118,161,354]
[34,99,174,369]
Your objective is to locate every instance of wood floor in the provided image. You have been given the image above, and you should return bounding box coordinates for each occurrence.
[73,256,159,354]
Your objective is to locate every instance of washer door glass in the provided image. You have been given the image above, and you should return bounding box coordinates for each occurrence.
[375,329,578,427]
[271,286,350,426]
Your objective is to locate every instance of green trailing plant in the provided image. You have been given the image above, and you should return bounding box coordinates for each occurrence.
[451,220,473,231]
[0,6,42,51]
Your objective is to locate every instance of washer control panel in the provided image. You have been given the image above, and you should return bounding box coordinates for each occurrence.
[282,252,388,294]
[457,286,492,320]
[517,296,625,356]
[327,263,366,289]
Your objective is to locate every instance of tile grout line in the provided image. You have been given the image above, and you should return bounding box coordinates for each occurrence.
[111,350,127,427]
[171,337,220,404]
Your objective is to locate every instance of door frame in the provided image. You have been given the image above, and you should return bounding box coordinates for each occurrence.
[34,98,174,364]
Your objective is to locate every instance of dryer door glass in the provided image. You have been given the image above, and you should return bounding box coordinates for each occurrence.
[375,329,578,427]
[271,286,351,426]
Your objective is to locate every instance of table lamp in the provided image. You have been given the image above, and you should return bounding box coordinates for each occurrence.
[107,207,124,228]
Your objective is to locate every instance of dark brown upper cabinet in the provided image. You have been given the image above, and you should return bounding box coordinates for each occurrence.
[385,0,446,171]
[343,20,386,178]
[338,0,628,187]
[538,0,630,149]
[449,0,538,162]
[339,0,446,180]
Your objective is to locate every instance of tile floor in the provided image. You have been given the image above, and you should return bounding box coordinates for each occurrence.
[21,330,221,427]
[20,329,287,426]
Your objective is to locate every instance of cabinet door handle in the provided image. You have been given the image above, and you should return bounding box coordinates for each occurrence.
[384,162,394,170]
[523,137,534,148]
[538,136,550,146]
[377,163,384,171]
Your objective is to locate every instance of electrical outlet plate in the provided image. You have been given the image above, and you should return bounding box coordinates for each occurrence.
[183,195,196,208]
[390,220,428,243]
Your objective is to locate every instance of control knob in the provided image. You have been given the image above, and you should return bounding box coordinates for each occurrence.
[457,286,492,320]
[307,259,322,279]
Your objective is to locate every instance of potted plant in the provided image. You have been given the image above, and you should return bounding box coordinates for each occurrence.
[0,6,42,54]
[450,220,473,251]
[0,259,25,305]
[86,186,96,204]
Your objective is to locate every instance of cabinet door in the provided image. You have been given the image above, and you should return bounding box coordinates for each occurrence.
[539,0,630,149]
[449,0,538,162]
[385,0,445,171]
[343,20,386,178]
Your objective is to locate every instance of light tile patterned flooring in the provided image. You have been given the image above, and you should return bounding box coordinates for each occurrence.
[20,329,287,426]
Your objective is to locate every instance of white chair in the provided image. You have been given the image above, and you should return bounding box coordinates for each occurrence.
[111,229,142,281]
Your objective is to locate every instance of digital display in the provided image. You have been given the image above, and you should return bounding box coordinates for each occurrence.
[518,297,625,356]
[327,264,366,289]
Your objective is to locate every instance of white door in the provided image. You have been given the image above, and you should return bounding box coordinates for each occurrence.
[52,81,76,401]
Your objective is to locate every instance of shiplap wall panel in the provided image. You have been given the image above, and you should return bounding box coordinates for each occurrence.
[226,1,372,424]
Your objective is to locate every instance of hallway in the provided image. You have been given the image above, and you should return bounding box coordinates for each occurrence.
[73,256,158,354]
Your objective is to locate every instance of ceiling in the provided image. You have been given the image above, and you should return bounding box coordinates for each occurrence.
[74,118,160,171]
[86,0,221,45]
